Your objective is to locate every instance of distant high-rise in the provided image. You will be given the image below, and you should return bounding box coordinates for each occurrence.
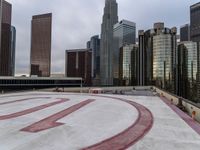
[180,24,190,42]
[100,0,118,85]
[190,2,200,42]
[86,41,91,49]
[10,26,16,76]
[65,49,92,86]
[0,0,13,76]
[119,44,138,86]
[190,2,200,103]
[113,20,136,84]
[87,35,101,80]
[139,23,177,92]
[114,20,136,46]
[177,41,198,102]
[30,13,52,77]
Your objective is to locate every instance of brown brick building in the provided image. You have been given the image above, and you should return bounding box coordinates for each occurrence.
[65,49,92,86]
[30,13,52,77]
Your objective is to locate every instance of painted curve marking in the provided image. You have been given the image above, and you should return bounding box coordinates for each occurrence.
[0,97,51,105]
[82,95,153,150]
[0,98,69,120]
[21,99,95,133]
[0,93,153,149]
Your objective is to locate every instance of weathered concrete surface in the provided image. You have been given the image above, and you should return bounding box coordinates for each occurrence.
[0,92,199,150]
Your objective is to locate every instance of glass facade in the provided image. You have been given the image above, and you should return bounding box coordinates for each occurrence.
[131,45,139,86]
[30,13,52,77]
[0,0,12,76]
[10,26,16,76]
[88,35,100,79]
[138,23,177,92]
[177,42,198,102]
[119,44,138,86]
[153,34,172,89]
[180,24,190,42]
[190,2,200,42]
[113,20,136,85]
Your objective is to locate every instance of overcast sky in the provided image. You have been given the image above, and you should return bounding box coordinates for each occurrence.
[8,0,200,75]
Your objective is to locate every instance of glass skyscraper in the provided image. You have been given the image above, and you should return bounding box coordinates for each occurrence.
[180,24,190,42]
[139,23,177,92]
[30,13,52,77]
[0,0,13,76]
[177,41,198,102]
[113,20,136,85]
[190,2,200,42]
[10,26,16,76]
[87,35,100,78]
[100,0,118,86]
[119,44,138,86]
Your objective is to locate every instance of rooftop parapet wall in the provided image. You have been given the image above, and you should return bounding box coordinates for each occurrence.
[153,87,200,123]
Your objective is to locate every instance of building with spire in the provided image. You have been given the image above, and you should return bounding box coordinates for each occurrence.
[100,0,118,85]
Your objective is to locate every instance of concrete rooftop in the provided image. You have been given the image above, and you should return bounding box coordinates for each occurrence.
[0,91,200,150]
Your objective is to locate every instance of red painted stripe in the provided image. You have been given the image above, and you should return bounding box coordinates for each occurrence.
[0,97,51,105]
[82,96,153,150]
[0,98,69,120]
[21,99,95,133]
[161,97,200,135]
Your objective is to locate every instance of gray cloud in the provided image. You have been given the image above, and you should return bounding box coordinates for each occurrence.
[8,0,200,75]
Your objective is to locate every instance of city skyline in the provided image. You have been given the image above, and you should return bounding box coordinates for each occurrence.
[7,0,200,75]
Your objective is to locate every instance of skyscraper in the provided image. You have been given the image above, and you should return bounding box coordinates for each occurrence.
[0,0,12,76]
[113,20,136,84]
[180,24,190,42]
[190,2,200,42]
[177,41,198,102]
[10,26,16,76]
[138,23,177,92]
[65,49,92,86]
[30,13,52,77]
[138,30,153,86]
[131,45,139,86]
[100,0,118,85]
[190,3,200,102]
[119,44,138,86]
[87,35,101,80]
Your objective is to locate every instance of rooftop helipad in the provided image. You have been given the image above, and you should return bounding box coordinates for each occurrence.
[0,92,199,150]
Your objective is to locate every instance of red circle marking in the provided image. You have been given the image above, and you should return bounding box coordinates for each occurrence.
[0,93,153,149]
[82,95,154,150]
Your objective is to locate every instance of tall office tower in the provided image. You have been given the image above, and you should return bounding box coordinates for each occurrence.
[191,2,200,102]
[180,24,190,42]
[138,23,177,92]
[113,20,136,85]
[86,41,91,49]
[197,42,200,102]
[10,26,16,76]
[119,44,138,86]
[177,44,188,99]
[131,45,139,86]
[100,0,118,85]
[88,35,101,82]
[190,2,200,42]
[65,49,92,86]
[138,30,153,86]
[0,0,12,76]
[30,13,52,77]
[177,42,198,102]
